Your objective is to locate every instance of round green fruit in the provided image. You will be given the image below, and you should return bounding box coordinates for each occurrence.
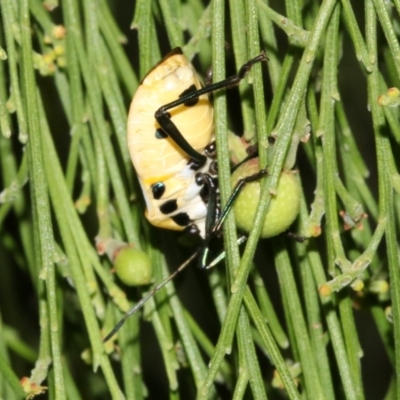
[114,247,152,286]
[231,159,301,238]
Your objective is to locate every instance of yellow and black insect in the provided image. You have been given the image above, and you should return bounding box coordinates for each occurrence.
[104,48,267,341]
[128,48,216,238]
[128,48,266,241]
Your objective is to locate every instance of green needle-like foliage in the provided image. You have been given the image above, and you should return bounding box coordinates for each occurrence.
[0,0,399,399]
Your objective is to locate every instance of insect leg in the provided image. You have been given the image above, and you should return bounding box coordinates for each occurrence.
[198,168,269,269]
[103,171,266,341]
[155,52,268,167]
[204,235,248,269]
[195,172,219,234]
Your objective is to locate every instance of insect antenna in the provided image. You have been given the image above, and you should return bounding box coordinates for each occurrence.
[103,233,249,342]
[103,249,199,343]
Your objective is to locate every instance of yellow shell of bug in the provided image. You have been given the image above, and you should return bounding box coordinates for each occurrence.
[127,48,215,234]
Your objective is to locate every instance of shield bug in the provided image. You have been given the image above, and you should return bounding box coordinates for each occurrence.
[104,48,302,342]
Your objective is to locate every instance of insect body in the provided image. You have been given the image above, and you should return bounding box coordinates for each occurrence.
[128,48,268,242]
[127,48,217,238]
[104,49,267,342]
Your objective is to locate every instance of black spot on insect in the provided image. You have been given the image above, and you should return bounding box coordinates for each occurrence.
[172,212,191,226]
[160,199,178,214]
[179,84,199,107]
[151,182,165,199]
[155,128,168,139]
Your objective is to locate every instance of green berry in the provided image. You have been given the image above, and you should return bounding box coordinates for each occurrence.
[231,159,301,238]
[114,247,152,286]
